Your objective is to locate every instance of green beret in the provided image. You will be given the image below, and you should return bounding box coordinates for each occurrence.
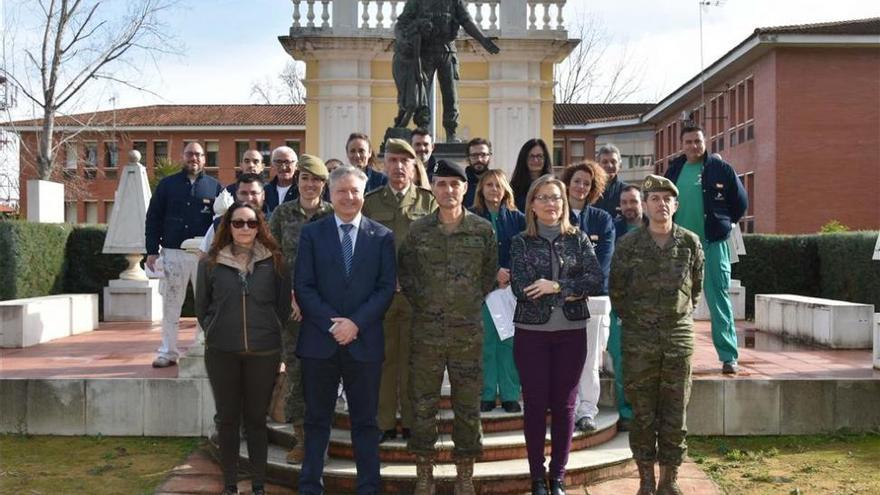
[642,174,679,197]
[297,154,328,180]
[433,159,468,182]
[384,138,417,159]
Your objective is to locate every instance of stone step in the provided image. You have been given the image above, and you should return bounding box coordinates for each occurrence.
[332,403,530,434]
[243,432,633,494]
[269,408,618,463]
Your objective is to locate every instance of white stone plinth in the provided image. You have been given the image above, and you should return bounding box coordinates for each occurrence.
[178,342,207,378]
[873,313,880,369]
[26,180,64,223]
[0,294,98,347]
[754,294,875,349]
[56,294,99,335]
[693,279,745,321]
[103,279,162,322]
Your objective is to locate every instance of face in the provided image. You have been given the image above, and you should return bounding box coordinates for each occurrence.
[235,182,265,208]
[431,176,467,211]
[326,159,342,173]
[229,207,258,246]
[568,170,593,203]
[272,149,297,182]
[467,144,492,173]
[330,173,365,220]
[527,145,546,173]
[239,150,264,174]
[385,152,416,190]
[298,171,325,201]
[645,191,679,224]
[182,143,205,175]
[681,130,707,163]
[346,138,371,169]
[481,176,504,206]
[411,134,434,163]
[532,183,564,225]
[620,189,643,222]
[598,152,620,179]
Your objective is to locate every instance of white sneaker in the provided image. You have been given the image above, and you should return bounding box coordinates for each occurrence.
[152,356,176,368]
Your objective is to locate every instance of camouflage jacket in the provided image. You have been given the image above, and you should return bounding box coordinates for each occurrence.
[268,198,334,277]
[362,184,437,252]
[398,209,497,322]
[609,224,705,327]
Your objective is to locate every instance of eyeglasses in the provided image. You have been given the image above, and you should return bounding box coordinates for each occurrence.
[231,219,259,229]
[528,153,545,161]
[184,151,205,158]
[534,194,563,203]
[273,159,296,167]
[468,152,492,159]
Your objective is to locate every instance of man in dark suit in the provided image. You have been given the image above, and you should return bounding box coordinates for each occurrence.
[294,165,397,495]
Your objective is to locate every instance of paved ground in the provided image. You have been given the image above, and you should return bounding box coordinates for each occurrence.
[2,318,876,380]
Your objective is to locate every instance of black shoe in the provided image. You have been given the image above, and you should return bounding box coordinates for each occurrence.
[501,401,522,413]
[617,418,631,432]
[575,416,597,432]
[722,361,739,375]
[379,429,397,443]
[401,427,411,439]
[549,477,566,495]
[480,400,496,412]
[251,487,265,495]
[220,486,238,495]
[531,478,549,495]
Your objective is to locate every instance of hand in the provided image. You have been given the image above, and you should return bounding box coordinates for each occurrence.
[482,37,500,55]
[496,268,511,288]
[146,254,159,272]
[523,278,558,300]
[290,290,302,322]
[330,317,359,346]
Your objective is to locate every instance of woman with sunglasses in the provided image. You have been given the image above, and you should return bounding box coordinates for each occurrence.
[510,175,602,495]
[510,138,554,212]
[196,202,291,495]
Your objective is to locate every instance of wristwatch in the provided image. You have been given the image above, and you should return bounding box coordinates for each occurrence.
[552,282,561,293]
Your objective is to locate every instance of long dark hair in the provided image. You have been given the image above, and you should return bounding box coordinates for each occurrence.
[510,138,553,200]
[208,202,285,274]
[346,132,378,172]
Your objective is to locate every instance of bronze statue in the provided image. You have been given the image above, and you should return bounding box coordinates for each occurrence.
[393,0,500,142]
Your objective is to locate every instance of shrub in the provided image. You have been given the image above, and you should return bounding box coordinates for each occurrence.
[62,225,129,318]
[816,232,880,310]
[819,220,850,233]
[0,221,70,300]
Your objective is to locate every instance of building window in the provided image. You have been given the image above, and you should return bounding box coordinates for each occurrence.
[235,141,250,165]
[104,141,118,168]
[738,171,755,233]
[104,200,115,224]
[256,140,271,164]
[746,78,755,121]
[132,141,147,164]
[84,142,98,168]
[552,140,564,173]
[568,140,585,165]
[65,143,78,170]
[65,202,78,224]
[154,140,168,166]
[84,201,98,224]
[205,141,219,167]
[285,140,301,154]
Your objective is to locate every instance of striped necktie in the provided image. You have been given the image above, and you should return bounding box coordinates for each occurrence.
[340,224,354,276]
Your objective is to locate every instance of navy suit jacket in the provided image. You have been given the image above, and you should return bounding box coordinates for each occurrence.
[294,214,396,363]
[570,205,615,295]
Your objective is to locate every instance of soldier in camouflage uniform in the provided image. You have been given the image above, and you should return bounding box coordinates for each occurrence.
[398,159,498,495]
[267,154,333,465]
[609,175,704,495]
[362,139,437,443]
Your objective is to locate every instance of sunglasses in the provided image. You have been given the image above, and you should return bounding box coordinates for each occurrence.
[231,219,259,229]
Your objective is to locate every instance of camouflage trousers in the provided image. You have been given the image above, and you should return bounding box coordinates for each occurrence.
[622,324,693,466]
[408,319,484,459]
[280,320,305,425]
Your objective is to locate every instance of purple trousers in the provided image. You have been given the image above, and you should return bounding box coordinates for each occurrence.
[513,327,588,480]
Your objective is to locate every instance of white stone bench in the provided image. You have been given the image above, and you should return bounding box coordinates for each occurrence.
[694,279,746,321]
[754,294,875,349]
[0,294,98,348]
[874,313,880,369]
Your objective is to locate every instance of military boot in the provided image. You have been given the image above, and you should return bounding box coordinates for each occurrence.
[285,424,305,464]
[454,458,476,495]
[656,465,683,495]
[636,461,656,495]
[414,456,436,495]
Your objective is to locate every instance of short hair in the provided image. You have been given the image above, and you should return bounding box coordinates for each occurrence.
[472,169,517,214]
[411,127,432,139]
[621,184,642,195]
[236,173,265,188]
[466,137,492,153]
[523,175,577,238]
[561,161,607,206]
[328,165,368,191]
[680,124,704,138]
[270,146,297,161]
[596,143,620,159]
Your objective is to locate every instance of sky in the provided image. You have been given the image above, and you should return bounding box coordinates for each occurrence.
[3,0,878,119]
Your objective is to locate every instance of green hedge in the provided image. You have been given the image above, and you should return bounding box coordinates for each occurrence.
[733,232,879,318]
[0,221,71,300]
[61,225,129,318]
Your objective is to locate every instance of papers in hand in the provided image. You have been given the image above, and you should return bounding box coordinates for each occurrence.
[485,286,516,341]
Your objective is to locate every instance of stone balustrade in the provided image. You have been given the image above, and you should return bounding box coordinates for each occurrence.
[289,0,566,37]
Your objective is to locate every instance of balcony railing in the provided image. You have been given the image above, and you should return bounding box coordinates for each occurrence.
[289,0,566,37]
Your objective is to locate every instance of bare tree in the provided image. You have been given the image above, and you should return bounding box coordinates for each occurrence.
[555,12,645,104]
[249,60,306,104]
[1,0,178,180]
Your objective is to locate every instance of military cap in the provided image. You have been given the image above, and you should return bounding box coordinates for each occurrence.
[433,159,468,182]
[642,174,679,197]
[385,138,417,159]
[297,154,328,180]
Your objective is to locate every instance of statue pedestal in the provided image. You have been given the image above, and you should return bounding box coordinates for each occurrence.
[102,279,162,322]
[433,142,469,163]
[178,342,208,378]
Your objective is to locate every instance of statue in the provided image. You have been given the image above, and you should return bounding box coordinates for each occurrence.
[393,0,500,142]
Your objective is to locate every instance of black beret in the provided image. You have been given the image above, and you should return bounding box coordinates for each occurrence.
[433,159,467,182]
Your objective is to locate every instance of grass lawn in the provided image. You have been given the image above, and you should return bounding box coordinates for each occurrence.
[689,432,880,495]
[0,435,200,494]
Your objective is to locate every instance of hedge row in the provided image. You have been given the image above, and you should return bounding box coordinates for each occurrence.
[733,232,880,318]
[0,221,71,300]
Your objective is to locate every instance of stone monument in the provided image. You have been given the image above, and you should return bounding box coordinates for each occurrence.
[101,150,162,321]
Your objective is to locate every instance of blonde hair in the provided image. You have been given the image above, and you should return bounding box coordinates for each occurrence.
[472,169,517,214]
[523,175,578,237]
